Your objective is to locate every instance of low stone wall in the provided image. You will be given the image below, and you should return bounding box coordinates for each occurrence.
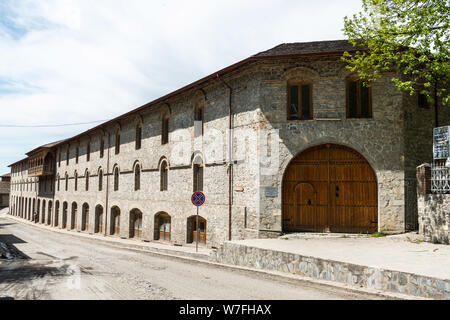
[418,194,450,244]
[210,242,450,299]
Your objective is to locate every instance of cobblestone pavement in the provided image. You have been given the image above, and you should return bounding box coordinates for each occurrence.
[0,214,385,300]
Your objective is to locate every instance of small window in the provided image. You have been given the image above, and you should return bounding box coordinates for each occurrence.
[66,147,70,165]
[134,164,141,191]
[114,167,119,191]
[160,161,168,191]
[57,175,60,191]
[74,172,78,191]
[87,142,91,161]
[418,92,429,108]
[288,82,312,120]
[65,174,68,190]
[194,105,204,137]
[85,171,89,191]
[346,78,372,118]
[136,125,142,150]
[98,170,103,191]
[162,118,169,145]
[100,136,105,158]
[76,146,79,164]
[58,150,61,167]
[193,163,203,192]
[115,131,120,154]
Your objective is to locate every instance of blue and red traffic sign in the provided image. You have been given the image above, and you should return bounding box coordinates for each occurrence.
[191,191,205,206]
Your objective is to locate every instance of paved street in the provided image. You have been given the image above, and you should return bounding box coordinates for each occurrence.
[0,214,385,300]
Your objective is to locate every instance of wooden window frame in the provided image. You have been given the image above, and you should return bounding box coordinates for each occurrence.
[193,163,204,192]
[287,81,313,121]
[346,78,373,119]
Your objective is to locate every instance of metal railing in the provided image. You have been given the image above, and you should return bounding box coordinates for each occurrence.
[431,162,450,193]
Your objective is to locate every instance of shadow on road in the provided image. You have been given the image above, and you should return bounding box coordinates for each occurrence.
[0,234,30,260]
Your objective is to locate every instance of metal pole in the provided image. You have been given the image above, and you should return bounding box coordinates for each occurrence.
[196,206,199,252]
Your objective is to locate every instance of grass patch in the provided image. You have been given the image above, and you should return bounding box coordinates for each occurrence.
[368,231,387,237]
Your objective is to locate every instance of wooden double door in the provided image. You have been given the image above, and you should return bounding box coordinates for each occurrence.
[283,144,377,233]
[191,217,206,244]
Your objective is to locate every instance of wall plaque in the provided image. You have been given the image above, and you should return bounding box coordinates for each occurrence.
[433,126,450,160]
[264,186,278,198]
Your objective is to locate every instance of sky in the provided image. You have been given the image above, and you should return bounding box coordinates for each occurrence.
[0,0,363,174]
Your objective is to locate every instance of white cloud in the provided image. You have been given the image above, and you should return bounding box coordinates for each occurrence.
[0,0,362,173]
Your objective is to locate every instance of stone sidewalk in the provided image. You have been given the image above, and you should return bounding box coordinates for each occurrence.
[211,233,450,299]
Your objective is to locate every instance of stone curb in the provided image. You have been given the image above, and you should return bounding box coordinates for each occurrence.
[2,214,429,300]
[211,242,450,300]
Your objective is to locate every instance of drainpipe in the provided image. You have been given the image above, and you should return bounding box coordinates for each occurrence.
[105,132,111,236]
[217,73,233,241]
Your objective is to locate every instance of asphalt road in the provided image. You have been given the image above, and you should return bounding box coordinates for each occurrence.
[0,214,385,300]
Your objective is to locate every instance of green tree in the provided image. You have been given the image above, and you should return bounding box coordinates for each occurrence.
[342,0,449,108]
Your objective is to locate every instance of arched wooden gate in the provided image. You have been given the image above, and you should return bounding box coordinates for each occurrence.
[283,144,377,233]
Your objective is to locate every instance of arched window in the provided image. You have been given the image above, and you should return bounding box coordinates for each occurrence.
[193,156,204,192]
[161,117,169,145]
[194,92,205,137]
[114,166,119,191]
[160,160,168,191]
[74,171,78,191]
[98,169,103,191]
[100,135,105,158]
[75,144,79,164]
[135,124,142,150]
[86,141,91,162]
[115,129,120,154]
[85,170,90,191]
[134,163,141,191]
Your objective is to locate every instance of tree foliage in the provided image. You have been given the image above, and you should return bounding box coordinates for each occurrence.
[342,0,449,106]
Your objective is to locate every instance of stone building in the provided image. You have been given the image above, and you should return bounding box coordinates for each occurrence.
[8,40,449,248]
[0,173,10,208]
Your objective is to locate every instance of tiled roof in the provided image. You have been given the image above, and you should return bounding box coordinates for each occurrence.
[253,40,365,57]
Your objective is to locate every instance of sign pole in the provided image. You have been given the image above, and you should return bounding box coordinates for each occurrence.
[196,206,199,252]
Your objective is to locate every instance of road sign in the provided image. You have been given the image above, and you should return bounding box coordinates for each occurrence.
[191,191,205,206]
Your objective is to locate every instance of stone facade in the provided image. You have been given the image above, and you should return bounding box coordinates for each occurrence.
[8,40,449,248]
[0,174,10,208]
[418,194,450,244]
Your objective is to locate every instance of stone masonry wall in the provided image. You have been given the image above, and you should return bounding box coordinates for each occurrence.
[255,56,406,234]
[418,194,450,244]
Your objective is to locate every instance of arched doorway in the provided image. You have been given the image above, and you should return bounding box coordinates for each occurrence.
[82,203,89,231]
[154,212,171,241]
[129,209,143,238]
[95,205,103,233]
[110,206,120,235]
[71,202,77,230]
[55,201,60,227]
[187,216,206,244]
[62,202,68,229]
[47,201,52,225]
[282,144,377,233]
